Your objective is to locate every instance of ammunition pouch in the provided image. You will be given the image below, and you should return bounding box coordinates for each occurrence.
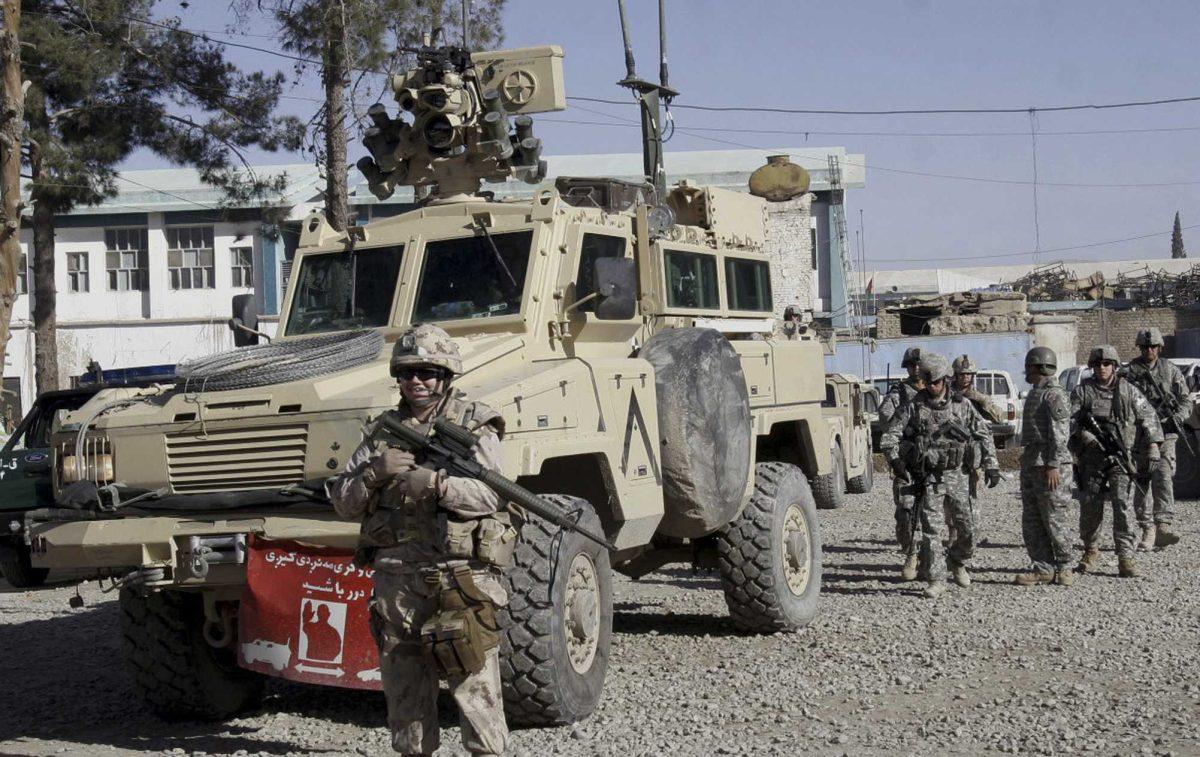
[420,565,501,678]
[439,512,519,568]
[922,444,963,472]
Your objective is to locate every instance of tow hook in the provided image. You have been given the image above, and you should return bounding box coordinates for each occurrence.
[202,597,237,649]
[178,534,247,579]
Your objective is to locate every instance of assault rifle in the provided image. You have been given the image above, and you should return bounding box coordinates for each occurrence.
[374,415,616,552]
[1075,410,1150,496]
[1127,367,1196,457]
[898,416,973,547]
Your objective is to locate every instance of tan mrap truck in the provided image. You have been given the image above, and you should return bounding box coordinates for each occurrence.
[813,374,877,510]
[27,39,833,726]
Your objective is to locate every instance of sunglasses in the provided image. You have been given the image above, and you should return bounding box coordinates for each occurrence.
[394,367,446,382]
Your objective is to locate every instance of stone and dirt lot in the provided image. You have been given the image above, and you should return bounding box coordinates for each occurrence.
[2,474,1197,756]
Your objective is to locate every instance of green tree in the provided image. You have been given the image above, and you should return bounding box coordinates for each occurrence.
[15,4,304,395]
[1171,211,1186,259]
[18,1,305,393]
[246,0,505,232]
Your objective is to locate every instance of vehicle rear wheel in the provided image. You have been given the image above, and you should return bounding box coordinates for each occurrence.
[813,441,846,509]
[1175,430,1200,499]
[716,462,822,632]
[120,587,264,720]
[0,543,50,589]
[846,440,875,494]
[500,495,613,726]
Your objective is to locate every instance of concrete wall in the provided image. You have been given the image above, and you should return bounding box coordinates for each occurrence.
[1064,307,1200,363]
[763,193,817,315]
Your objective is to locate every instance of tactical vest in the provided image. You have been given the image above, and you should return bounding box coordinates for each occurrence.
[1076,378,1138,454]
[904,396,971,473]
[357,395,519,570]
[1020,379,1069,463]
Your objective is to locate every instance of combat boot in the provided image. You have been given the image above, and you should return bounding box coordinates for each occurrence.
[1118,558,1140,578]
[923,580,947,599]
[949,560,971,588]
[900,553,919,582]
[1075,546,1101,574]
[1154,524,1181,548]
[1137,525,1156,551]
[1054,569,1074,587]
[1014,571,1054,586]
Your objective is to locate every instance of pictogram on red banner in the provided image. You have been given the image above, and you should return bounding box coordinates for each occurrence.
[238,536,382,690]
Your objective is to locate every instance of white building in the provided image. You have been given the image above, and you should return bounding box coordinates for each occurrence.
[7,146,866,416]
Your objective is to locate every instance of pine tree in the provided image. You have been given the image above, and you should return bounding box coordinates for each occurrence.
[19,1,305,393]
[247,0,505,231]
[1171,211,1186,259]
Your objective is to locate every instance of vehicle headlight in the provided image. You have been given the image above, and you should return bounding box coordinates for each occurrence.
[57,437,115,486]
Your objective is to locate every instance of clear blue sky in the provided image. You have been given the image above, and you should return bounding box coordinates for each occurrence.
[130,1,1200,271]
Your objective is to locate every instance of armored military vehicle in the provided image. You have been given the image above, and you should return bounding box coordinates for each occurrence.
[28,10,833,726]
[814,373,876,510]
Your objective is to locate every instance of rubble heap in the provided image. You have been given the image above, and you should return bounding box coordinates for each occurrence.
[878,291,1029,337]
[1007,263,1113,302]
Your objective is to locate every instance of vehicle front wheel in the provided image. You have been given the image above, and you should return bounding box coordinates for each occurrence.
[0,543,50,589]
[500,495,613,726]
[716,462,822,632]
[120,588,264,720]
[846,440,875,494]
[813,442,846,510]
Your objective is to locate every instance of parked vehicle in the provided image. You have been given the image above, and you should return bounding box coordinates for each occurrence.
[814,375,877,509]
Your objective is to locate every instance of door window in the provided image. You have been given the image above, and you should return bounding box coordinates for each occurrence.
[664,250,719,310]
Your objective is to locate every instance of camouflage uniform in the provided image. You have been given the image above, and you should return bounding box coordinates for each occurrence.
[1018,376,1075,577]
[953,385,1003,528]
[1069,374,1163,562]
[880,372,997,591]
[328,325,512,757]
[878,376,922,555]
[1126,355,1192,532]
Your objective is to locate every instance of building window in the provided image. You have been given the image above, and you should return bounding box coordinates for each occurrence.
[16,253,27,295]
[66,252,89,293]
[230,246,253,288]
[167,226,215,290]
[105,228,149,291]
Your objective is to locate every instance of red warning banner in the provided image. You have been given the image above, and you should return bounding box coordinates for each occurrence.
[237,536,382,690]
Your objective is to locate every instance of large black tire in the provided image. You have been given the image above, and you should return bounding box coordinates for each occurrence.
[716,462,822,633]
[1174,431,1200,499]
[120,588,264,720]
[0,543,50,589]
[500,495,613,727]
[812,441,847,510]
[846,438,875,494]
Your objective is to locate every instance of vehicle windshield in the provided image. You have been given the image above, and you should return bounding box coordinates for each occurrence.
[4,393,92,452]
[285,245,404,336]
[413,230,533,322]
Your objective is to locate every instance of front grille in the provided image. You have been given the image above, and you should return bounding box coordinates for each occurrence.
[166,424,308,493]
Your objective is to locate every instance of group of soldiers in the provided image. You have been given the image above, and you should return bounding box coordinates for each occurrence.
[879,327,1193,597]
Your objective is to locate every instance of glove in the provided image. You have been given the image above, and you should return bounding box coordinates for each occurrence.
[888,457,910,482]
[399,466,442,506]
[985,469,1001,488]
[364,448,416,489]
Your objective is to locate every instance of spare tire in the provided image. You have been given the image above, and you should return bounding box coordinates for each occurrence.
[640,328,752,538]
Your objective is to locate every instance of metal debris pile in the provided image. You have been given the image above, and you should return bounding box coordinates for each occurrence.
[1114,263,1200,308]
[1007,263,1113,302]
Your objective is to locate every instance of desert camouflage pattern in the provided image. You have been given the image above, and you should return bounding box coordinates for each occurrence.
[1127,356,1192,527]
[1019,377,1074,573]
[327,394,509,756]
[880,391,998,580]
[879,377,922,553]
[389,322,465,376]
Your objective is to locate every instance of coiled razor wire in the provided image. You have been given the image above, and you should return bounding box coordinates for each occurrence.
[176,330,385,393]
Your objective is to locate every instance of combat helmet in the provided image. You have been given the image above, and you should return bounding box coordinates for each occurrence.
[901,347,923,368]
[952,354,979,375]
[390,324,463,377]
[1136,328,1164,348]
[1024,346,1057,377]
[919,353,953,384]
[1087,344,1120,367]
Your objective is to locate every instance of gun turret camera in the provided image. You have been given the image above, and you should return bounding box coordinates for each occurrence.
[358,44,565,200]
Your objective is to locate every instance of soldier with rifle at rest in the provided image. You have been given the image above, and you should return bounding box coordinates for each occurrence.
[1015,347,1075,588]
[950,354,1004,542]
[880,353,1000,599]
[327,324,515,757]
[1070,345,1163,579]
[1125,327,1193,550]
[878,347,926,580]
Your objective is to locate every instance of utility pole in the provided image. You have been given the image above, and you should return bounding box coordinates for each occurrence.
[0,0,25,384]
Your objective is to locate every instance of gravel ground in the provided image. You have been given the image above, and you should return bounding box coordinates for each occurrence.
[2,474,1198,756]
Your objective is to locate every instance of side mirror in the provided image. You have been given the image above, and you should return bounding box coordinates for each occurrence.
[229,294,260,347]
[593,257,638,321]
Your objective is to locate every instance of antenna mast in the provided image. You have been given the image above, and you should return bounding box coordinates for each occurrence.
[615,0,678,199]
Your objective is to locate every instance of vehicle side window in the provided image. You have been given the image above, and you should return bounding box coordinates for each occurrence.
[664,250,719,309]
[823,384,836,407]
[576,234,627,313]
[994,375,1010,395]
[725,258,773,312]
[977,375,992,395]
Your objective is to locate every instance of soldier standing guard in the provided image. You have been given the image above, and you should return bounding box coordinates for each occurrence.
[950,354,1004,539]
[880,354,999,598]
[1071,345,1163,578]
[1015,347,1075,587]
[878,347,925,581]
[1126,327,1193,550]
[328,324,516,757]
